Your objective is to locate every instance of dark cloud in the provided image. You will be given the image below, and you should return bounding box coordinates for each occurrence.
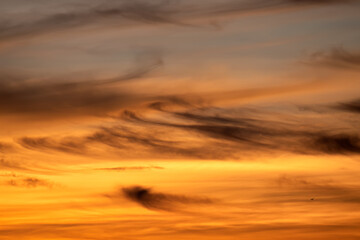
[310,134,360,154]
[15,99,360,159]
[87,125,232,159]
[0,0,186,44]
[0,0,353,45]
[120,106,360,156]
[308,47,360,70]
[120,107,282,146]
[18,137,88,155]
[110,185,213,211]
[6,177,53,188]
[0,52,162,116]
[335,98,360,114]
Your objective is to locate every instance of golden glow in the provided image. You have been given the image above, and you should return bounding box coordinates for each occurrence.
[1,0,360,239]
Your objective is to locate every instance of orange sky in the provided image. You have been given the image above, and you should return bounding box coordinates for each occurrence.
[1,0,360,239]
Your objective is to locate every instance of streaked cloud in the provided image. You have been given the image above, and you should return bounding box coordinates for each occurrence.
[110,185,214,211]
[1,1,359,239]
[5,177,53,188]
[0,0,354,47]
[275,175,360,204]
[0,51,162,117]
[307,47,360,70]
[335,98,360,114]
[95,166,164,171]
[13,98,360,159]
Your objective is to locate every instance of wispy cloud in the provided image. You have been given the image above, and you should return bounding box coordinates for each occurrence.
[310,134,360,154]
[307,47,360,70]
[0,0,354,46]
[0,52,162,117]
[18,137,88,155]
[0,158,26,171]
[14,97,360,159]
[275,175,360,204]
[0,141,14,153]
[107,185,214,212]
[335,98,360,114]
[95,166,164,171]
[5,177,53,188]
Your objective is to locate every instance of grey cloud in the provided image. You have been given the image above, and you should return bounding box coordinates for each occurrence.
[0,0,354,45]
[121,104,360,156]
[308,47,360,70]
[0,52,162,116]
[15,98,360,159]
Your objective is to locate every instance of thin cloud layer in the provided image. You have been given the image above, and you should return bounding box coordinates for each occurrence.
[308,47,360,70]
[275,175,360,204]
[0,0,354,46]
[336,98,360,114]
[0,52,161,117]
[13,98,360,159]
[1,1,360,239]
[0,142,14,153]
[6,177,53,188]
[95,166,164,171]
[0,158,26,171]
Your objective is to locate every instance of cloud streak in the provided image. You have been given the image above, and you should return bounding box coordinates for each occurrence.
[95,166,164,171]
[0,52,162,117]
[275,175,360,204]
[307,47,360,70]
[14,97,360,159]
[6,177,53,188]
[113,185,214,211]
[0,0,354,46]
[335,98,360,114]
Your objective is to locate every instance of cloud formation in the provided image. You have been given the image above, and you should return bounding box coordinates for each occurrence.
[311,134,360,154]
[14,97,360,159]
[108,185,213,211]
[95,166,164,171]
[335,98,360,114]
[0,142,14,153]
[0,158,26,171]
[0,52,161,117]
[6,177,53,188]
[308,47,360,70]
[276,175,360,204]
[0,0,354,46]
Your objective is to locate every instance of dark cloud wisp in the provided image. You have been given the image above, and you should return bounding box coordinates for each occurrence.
[308,47,360,70]
[117,186,214,211]
[0,0,354,44]
[6,177,53,188]
[14,99,360,159]
[0,52,162,116]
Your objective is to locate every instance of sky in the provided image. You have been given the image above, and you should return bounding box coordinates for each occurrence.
[0,0,360,239]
